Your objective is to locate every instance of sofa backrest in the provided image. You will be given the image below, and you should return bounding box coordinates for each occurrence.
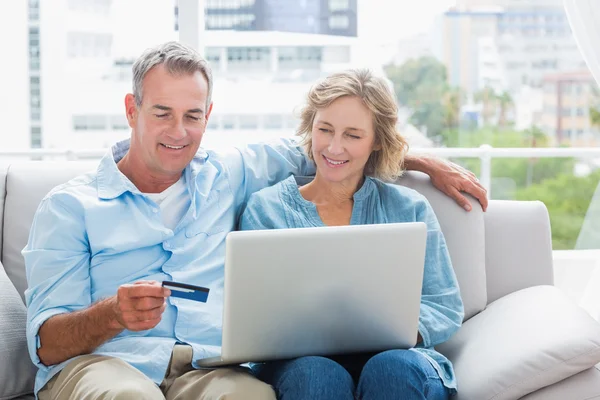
[2,161,98,301]
[397,172,487,321]
[2,162,488,321]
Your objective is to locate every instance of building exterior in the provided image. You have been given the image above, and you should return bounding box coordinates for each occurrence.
[180,0,357,37]
[70,30,358,150]
[541,70,600,146]
[0,0,29,150]
[442,1,586,95]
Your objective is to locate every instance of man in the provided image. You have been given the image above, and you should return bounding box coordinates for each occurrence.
[24,41,487,400]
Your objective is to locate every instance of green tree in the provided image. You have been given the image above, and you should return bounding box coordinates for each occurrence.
[589,106,600,128]
[516,169,600,249]
[441,127,575,197]
[384,57,449,137]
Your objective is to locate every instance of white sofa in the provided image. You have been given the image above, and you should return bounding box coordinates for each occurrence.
[2,161,600,400]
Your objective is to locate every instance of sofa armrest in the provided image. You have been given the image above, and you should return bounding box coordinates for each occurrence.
[437,286,600,400]
[0,260,36,399]
[484,200,553,304]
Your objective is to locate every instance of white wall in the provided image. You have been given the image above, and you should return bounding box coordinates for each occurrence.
[0,1,29,150]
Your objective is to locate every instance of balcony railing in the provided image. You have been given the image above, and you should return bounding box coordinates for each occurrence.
[3,145,600,197]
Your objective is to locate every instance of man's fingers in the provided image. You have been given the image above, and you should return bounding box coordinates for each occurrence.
[133,296,166,311]
[120,297,165,312]
[120,283,169,299]
[450,187,472,211]
[133,280,158,285]
[465,181,488,212]
[122,303,166,323]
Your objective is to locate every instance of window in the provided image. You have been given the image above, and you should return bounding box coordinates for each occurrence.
[329,0,350,12]
[329,15,349,30]
[31,126,42,148]
[264,114,283,129]
[206,47,221,63]
[206,14,255,29]
[239,115,258,129]
[205,0,255,9]
[67,32,112,58]
[73,115,108,131]
[222,115,235,130]
[110,115,129,130]
[207,115,220,130]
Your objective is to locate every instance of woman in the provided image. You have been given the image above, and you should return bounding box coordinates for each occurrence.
[239,69,464,400]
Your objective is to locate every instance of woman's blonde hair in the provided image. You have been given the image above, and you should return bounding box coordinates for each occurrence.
[297,69,409,181]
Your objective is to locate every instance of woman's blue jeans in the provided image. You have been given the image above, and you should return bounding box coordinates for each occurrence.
[251,349,450,400]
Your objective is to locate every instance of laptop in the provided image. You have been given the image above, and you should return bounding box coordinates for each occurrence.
[197,222,427,367]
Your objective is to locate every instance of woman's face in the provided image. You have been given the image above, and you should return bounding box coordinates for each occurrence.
[311,96,378,185]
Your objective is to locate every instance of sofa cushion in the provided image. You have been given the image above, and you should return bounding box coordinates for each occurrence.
[397,171,487,320]
[437,285,600,400]
[3,162,98,300]
[0,260,36,400]
[520,364,600,400]
[484,200,553,304]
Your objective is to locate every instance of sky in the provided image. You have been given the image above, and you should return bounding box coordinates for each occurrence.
[357,0,455,42]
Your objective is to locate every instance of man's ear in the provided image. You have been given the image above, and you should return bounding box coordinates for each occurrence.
[205,102,214,122]
[125,93,138,128]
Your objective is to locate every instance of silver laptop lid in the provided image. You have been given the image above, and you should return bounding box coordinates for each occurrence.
[220,222,427,364]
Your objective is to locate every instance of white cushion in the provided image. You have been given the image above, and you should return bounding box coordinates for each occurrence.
[0,261,36,399]
[437,285,600,400]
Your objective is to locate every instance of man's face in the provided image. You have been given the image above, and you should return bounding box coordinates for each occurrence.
[125,64,212,178]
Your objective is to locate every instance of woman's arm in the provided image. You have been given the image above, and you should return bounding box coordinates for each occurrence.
[414,197,465,348]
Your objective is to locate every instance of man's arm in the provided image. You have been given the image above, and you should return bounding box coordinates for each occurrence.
[37,282,169,366]
[23,195,169,367]
[404,154,489,212]
[37,298,122,366]
[228,138,316,210]
[228,139,487,212]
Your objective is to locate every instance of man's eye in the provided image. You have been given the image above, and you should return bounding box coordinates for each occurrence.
[155,114,168,118]
[188,116,200,121]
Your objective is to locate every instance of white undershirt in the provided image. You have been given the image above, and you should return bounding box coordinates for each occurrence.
[144,175,190,231]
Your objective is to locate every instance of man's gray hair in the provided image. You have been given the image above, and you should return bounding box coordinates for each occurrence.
[132,41,213,109]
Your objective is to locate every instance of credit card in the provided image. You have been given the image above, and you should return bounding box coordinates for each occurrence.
[162,280,210,303]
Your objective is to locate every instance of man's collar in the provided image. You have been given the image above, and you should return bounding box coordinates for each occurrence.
[96,138,210,200]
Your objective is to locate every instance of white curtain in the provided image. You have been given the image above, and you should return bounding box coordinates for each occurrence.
[557,0,600,320]
[564,0,600,87]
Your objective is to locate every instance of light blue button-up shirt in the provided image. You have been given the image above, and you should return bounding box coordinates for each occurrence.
[23,139,315,394]
[239,175,465,392]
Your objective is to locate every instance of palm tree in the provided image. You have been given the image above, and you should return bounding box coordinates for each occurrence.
[442,87,463,130]
[524,126,548,187]
[474,86,497,126]
[497,91,513,128]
